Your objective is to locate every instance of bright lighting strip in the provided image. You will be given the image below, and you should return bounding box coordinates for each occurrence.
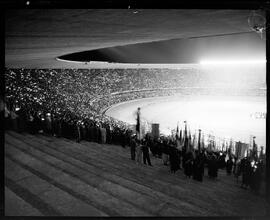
[200,60,266,65]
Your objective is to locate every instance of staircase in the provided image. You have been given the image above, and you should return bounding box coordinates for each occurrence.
[4,131,268,216]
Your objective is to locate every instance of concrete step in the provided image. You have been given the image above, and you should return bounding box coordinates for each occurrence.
[8,131,267,216]
[6,138,176,216]
[35,132,263,198]
[7,132,216,215]
[5,131,268,216]
[23,133,245,210]
[5,143,151,216]
[5,158,106,216]
[5,186,43,216]
[6,132,205,215]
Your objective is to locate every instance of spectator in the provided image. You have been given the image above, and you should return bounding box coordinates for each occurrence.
[142,139,152,166]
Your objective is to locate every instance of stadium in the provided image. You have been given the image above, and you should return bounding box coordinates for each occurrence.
[3,4,269,217]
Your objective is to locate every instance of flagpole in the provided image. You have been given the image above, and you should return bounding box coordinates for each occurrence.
[198,129,201,153]
[184,121,188,153]
[253,136,257,160]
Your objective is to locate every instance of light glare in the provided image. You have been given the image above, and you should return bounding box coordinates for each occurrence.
[200,60,266,65]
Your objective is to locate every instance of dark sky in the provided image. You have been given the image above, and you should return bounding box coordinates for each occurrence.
[59,31,265,63]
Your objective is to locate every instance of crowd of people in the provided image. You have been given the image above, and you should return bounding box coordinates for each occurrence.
[5,68,266,121]
[3,100,131,146]
[128,132,265,195]
[4,67,266,197]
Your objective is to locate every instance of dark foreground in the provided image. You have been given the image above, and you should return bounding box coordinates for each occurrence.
[4,131,269,216]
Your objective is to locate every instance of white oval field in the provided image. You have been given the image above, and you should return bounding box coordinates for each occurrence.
[105,95,266,147]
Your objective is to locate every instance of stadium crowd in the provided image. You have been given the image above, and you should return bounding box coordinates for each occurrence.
[3,68,266,196]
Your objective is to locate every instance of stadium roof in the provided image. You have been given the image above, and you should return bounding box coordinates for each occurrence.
[5,8,266,68]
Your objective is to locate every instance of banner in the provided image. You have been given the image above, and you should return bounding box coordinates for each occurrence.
[235,141,248,159]
[151,123,160,139]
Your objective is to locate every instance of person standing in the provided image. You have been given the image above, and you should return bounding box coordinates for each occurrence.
[105,123,112,144]
[136,140,143,164]
[162,140,169,166]
[76,120,81,143]
[58,116,63,137]
[226,157,233,175]
[234,158,242,184]
[45,113,52,135]
[208,154,218,179]
[130,135,137,160]
[4,103,11,130]
[135,107,141,141]
[252,161,263,194]
[100,126,107,144]
[241,157,252,189]
[142,139,152,166]
[184,151,193,178]
[88,121,94,141]
[27,110,35,134]
[10,107,18,131]
[169,144,179,173]
[193,151,204,181]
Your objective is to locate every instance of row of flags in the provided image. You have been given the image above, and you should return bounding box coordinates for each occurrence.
[174,122,263,160]
[135,109,263,160]
[175,121,203,153]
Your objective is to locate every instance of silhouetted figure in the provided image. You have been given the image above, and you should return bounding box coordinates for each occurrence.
[27,111,35,134]
[136,141,143,164]
[241,157,252,189]
[234,159,242,183]
[10,108,18,131]
[130,135,137,160]
[169,146,179,173]
[208,154,218,179]
[250,161,263,194]
[162,141,169,166]
[193,151,204,182]
[45,113,52,135]
[142,141,152,166]
[76,120,81,143]
[184,152,193,178]
[226,157,233,175]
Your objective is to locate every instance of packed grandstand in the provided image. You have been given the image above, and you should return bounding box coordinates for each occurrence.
[5,67,266,146]
[5,66,266,117]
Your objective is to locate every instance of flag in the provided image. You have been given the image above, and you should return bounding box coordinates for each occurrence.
[259,146,264,159]
[225,153,229,162]
[222,140,225,152]
[198,130,202,152]
[229,139,233,155]
[179,129,182,143]
[252,137,257,159]
[184,121,188,152]
[176,123,179,140]
[176,137,182,150]
[184,121,187,139]
[192,133,196,149]
[241,143,249,159]
[201,133,205,149]
[235,141,241,158]
[188,130,193,152]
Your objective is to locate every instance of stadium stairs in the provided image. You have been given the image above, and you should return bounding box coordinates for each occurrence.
[5,131,269,216]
